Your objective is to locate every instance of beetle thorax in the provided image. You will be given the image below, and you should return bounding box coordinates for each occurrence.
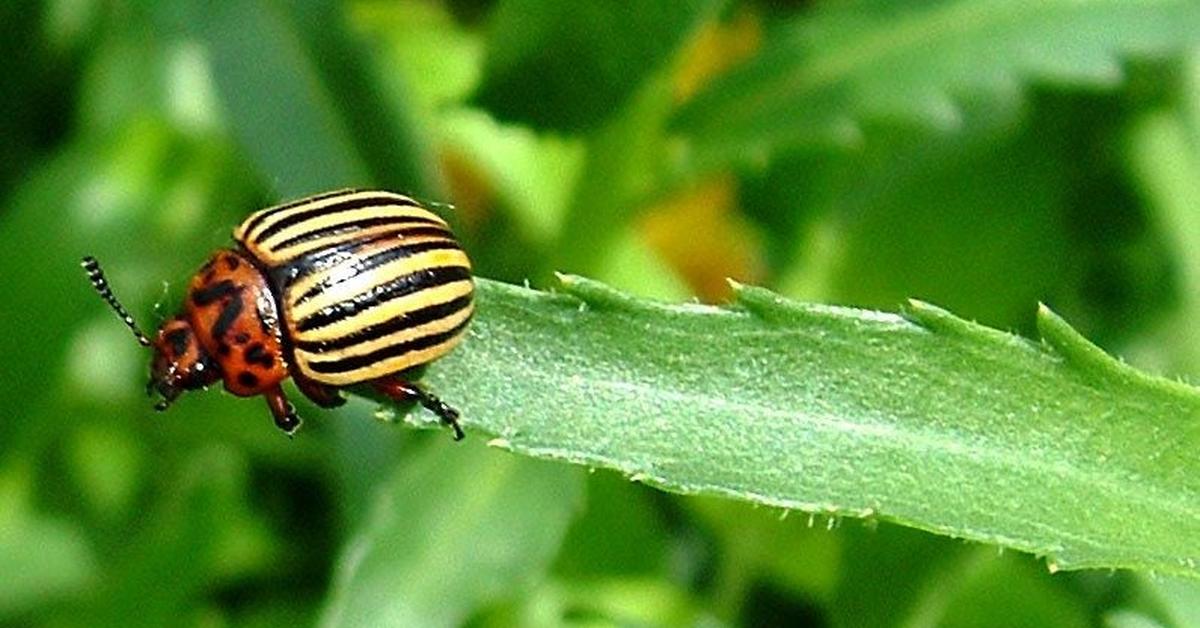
[183,249,291,397]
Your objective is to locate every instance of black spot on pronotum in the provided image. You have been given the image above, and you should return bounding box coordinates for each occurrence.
[211,292,245,340]
[192,279,237,306]
[237,371,260,388]
[224,255,240,271]
[233,332,250,344]
[164,328,190,356]
[244,343,274,368]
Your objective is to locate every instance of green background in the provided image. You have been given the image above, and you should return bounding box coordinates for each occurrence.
[4,0,1200,626]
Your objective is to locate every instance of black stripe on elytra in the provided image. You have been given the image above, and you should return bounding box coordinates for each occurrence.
[239,189,358,240]
[212,290,245,341]
[268,217,447,253]
[271,228,439,287]
[296,265,472,332]
[192,279,237,306]
[295,292,473,352]
[305,314,472,374]
[253,193,418,244]
[291,238,463,306]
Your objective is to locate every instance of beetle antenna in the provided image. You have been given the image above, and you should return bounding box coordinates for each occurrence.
[81,256,153,347]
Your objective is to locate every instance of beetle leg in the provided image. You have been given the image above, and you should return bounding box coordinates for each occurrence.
[373,379,464,441]
[294,375,346,409]
[264,385,302,436]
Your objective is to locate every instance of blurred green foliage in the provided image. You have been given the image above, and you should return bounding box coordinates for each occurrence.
[3,0,1200,626]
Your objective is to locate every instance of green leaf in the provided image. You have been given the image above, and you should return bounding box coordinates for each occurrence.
[169,1,371,195]
[475,0,720,131]
[65,423,145,524]
[554,473,671,579]
[778,120,1069,326]
[1124,107,1200,373]
[0,463,97,620]
[0,515,96,619]
[438,108,586,245]
[79,446,280,628]
[829,524,967,628]
[685,497,841,622]
[927,551,1090,628]
[287,1,440,195]
[396,275,1200,578]
[1107,612,1170,628]
[320,439,583,628]
[505,577,716,627]
[672,0,1200,168]
[1125,575,1200,628]
[552,71,679,276]
[1153,578,1200,627]
[830,524,1089,628]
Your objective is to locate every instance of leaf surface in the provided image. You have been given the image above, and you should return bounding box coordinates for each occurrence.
[321,440,582,628]
[394,276,1200,577]
[476,0,720,131]
[672,0,1200,167]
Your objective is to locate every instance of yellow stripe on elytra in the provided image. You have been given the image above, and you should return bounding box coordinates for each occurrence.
[297,334,469,386]
[255,205,442,251]
[280,231,457,294]
[289,276,472,343]
[262,224,453,267]
[240,190,424,242]
[300,299,472,364]
[236,190,378,241]
[289,248,470,321]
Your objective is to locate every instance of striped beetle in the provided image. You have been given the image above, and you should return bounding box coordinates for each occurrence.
[82,189,473,438]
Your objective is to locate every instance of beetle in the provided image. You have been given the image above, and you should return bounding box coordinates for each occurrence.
[81,189,473,439]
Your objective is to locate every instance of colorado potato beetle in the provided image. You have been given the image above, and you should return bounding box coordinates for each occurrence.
[82,189,474,439]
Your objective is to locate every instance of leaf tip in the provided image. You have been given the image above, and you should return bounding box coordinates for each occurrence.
[487,437,512,450]
[730,282,797,323]
[903,298,1039,351]
[1036,303,1118,376]
[554,273,642,311]
[905,297,931,311]
[901,298,953,330]
[1035,303,1200,402]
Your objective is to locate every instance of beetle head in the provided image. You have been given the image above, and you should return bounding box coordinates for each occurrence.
[148,316,220,410]
[82,256,219,412]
